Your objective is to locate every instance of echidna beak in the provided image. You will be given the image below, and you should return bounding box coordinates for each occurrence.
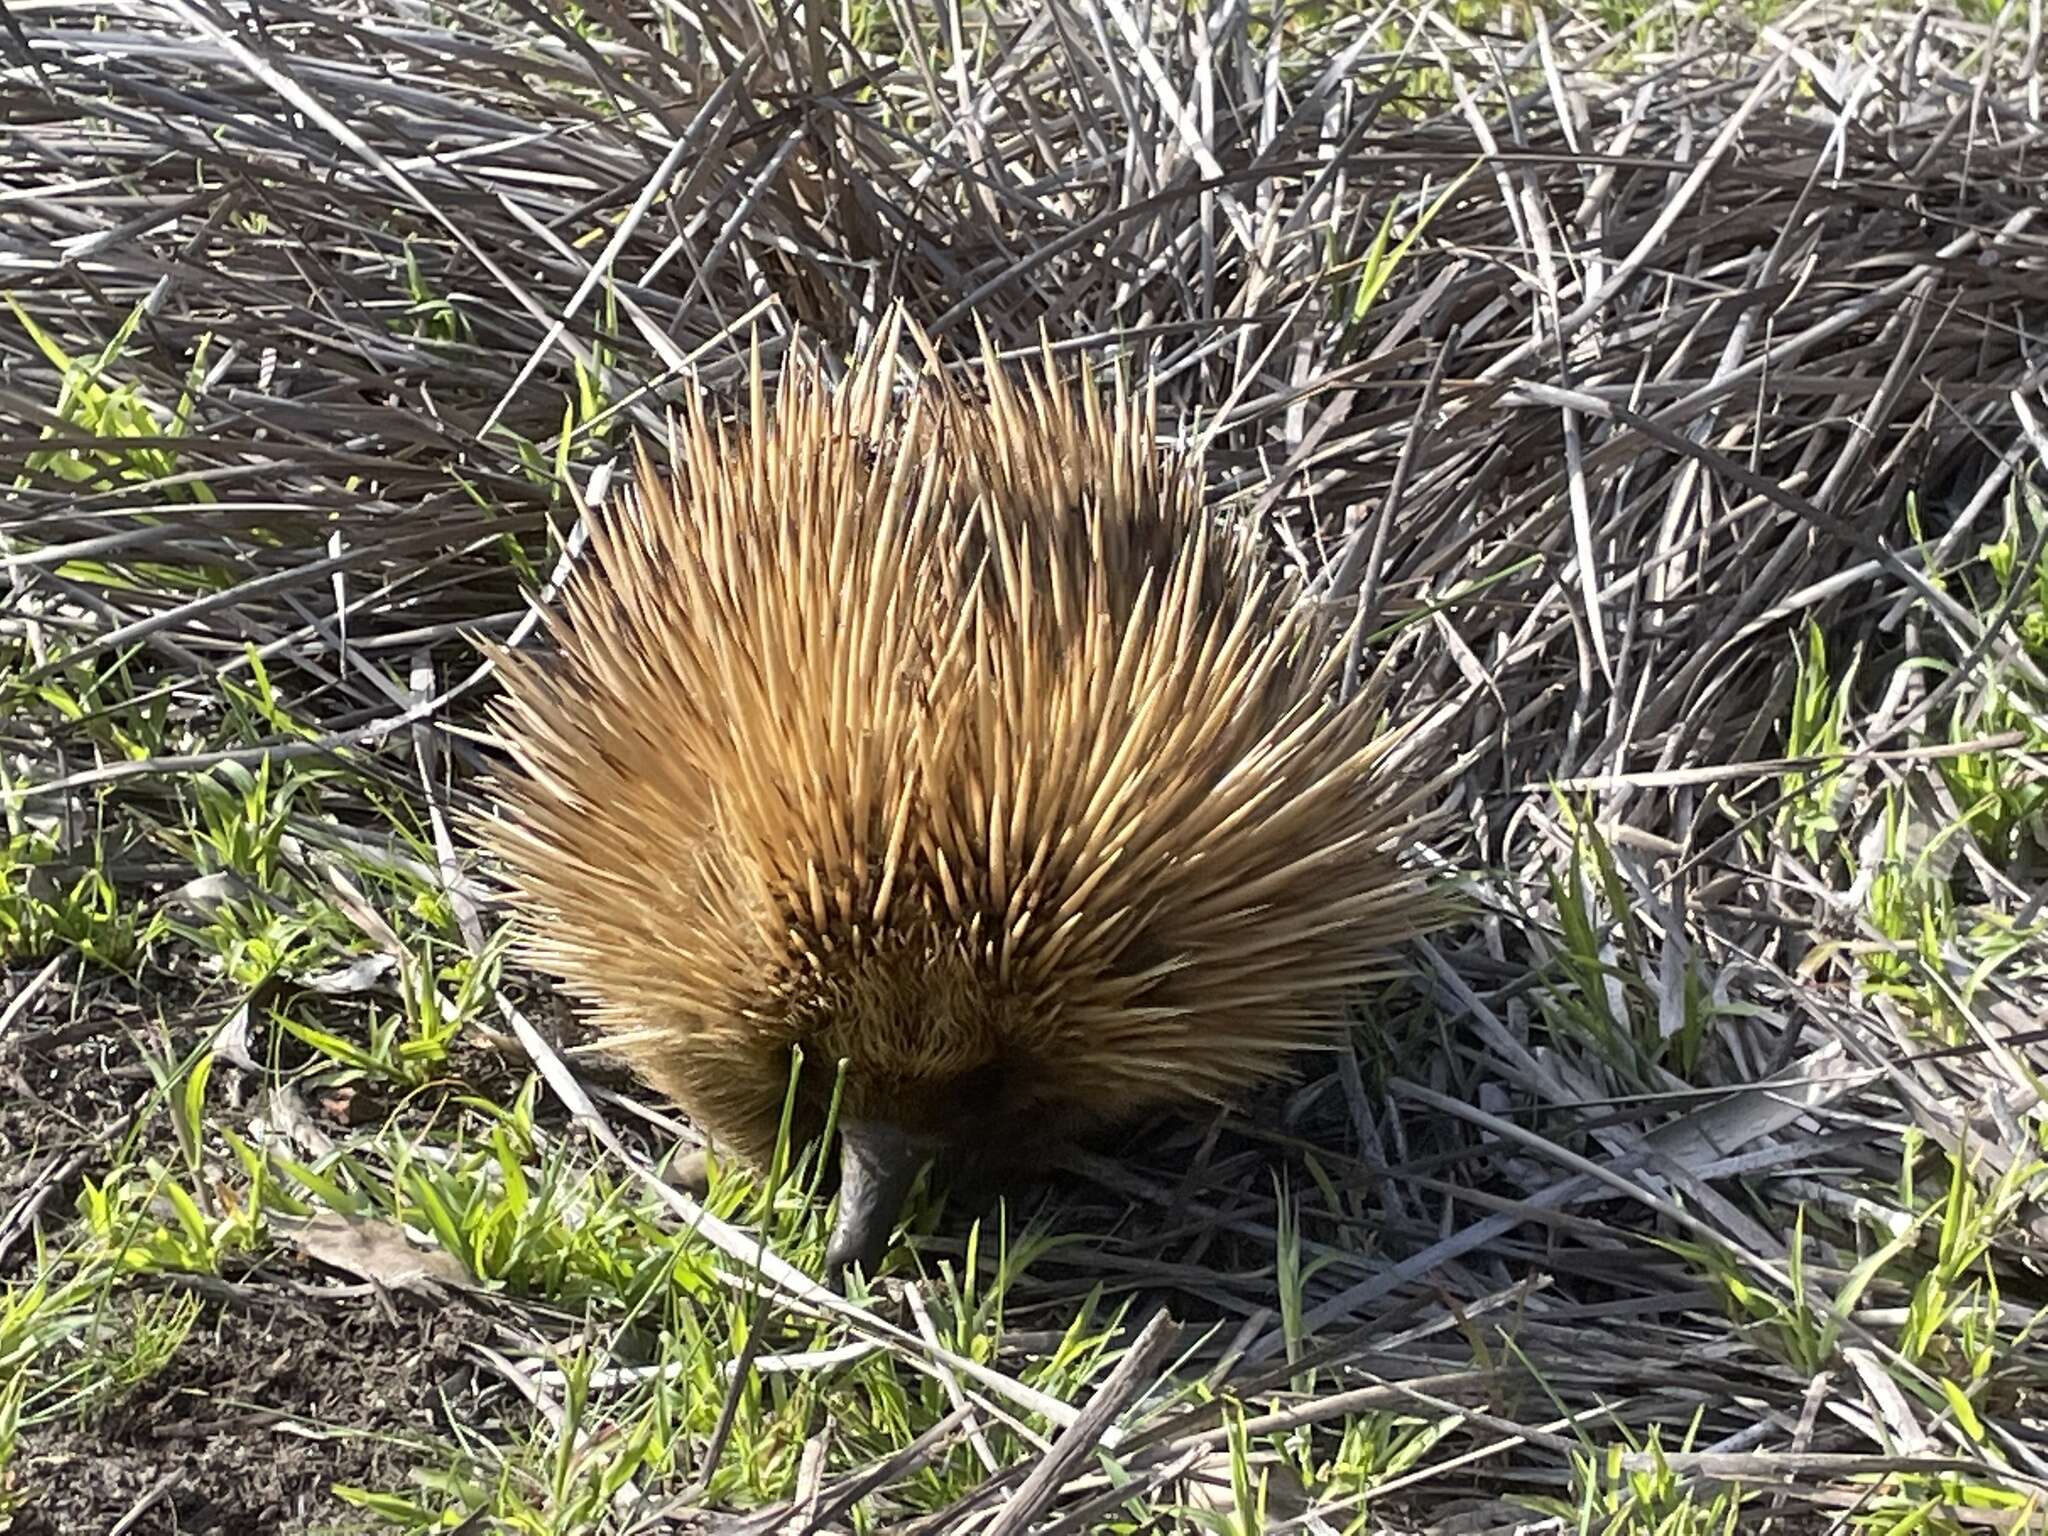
[823,1118,923,1287]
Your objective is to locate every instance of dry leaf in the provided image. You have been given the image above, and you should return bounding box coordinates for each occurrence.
[282,1211,473,1297]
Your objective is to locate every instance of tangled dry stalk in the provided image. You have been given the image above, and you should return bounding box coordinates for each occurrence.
[4,0,2048,1528]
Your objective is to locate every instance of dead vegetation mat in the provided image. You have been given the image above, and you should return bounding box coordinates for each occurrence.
[4,0,2048,1530]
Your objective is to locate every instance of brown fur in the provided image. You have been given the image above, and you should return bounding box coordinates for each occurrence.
[470,311,1451,1180]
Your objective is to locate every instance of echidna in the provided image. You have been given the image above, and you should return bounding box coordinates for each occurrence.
[474,311,1449,1281]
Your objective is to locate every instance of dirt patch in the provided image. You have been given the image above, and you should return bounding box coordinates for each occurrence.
[10,1287,493,1534]
[0,965,188,1289]
[0,957,562,1533]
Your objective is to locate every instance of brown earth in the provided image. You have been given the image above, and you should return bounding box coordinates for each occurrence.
[0,960,505,1534]
[9,1290,493,1535]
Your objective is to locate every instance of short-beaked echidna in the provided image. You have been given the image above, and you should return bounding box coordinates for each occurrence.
[474,313,1449,1279]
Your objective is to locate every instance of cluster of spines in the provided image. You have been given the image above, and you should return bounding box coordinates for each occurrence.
[472,311,1450,1164]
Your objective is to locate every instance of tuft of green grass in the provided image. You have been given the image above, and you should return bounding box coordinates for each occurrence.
[1522,1418,1752,1536]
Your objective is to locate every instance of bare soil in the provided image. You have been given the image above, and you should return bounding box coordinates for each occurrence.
[0,965,502,1533]
[11,1290,492,1534]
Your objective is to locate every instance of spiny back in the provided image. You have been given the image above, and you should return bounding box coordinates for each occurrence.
[474,312,1449,1172]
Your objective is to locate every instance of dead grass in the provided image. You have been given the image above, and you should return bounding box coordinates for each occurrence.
[3,0,2048,1531]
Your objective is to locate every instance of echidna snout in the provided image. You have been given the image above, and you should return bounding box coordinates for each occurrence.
[474,309,1451,1285]
[825,1119,923,1284]
[788,987,1072,1282]
[820,1068,1077,1284]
